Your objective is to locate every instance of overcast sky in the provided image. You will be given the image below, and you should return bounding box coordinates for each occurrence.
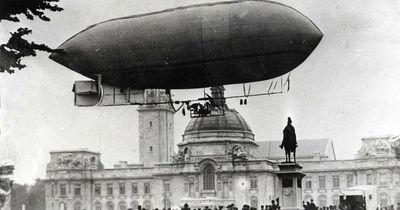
[1,0,400,184]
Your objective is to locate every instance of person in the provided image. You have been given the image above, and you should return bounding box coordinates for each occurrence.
[228,204,236,210]
[303,201,310,210]
[183,203,190,210]
[309,199,317,210]
[271,200,278,210]
[242,204,250,210]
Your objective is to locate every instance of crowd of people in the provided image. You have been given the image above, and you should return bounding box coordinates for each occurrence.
[302,199,340,210]
[124,200,400,210]
[125,199,281,210]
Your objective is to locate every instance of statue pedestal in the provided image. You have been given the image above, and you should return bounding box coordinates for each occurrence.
[276,162,305,210]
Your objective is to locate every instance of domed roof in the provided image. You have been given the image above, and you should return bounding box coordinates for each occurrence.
[184,109,253,134]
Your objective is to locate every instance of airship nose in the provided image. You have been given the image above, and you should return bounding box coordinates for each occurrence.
[49,50,63,67]
[49,46,71,71]
[49,41,93,76]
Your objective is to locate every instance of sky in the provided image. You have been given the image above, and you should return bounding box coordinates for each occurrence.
[1,0,400,184]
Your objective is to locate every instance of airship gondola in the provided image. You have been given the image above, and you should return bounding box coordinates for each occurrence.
[50,0,323,90]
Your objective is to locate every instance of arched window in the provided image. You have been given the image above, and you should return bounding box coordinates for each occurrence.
[163,199,171,209]
[106,202,114,210]
[318,195,327,207]
[250,196,258,208]
[60,202,67,210]
[118,201,127,210]
[94,202,102,210]
[143,200,152,210]
[379,193,388,207]
[396,193,400,205]
[332,194,340,207]
[304,195,313,203]
[203,165,215,190]
[74,202,81,210]
[130,201,138,210]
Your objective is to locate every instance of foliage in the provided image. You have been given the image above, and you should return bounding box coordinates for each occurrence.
[10,179,45,210]
[0,28,62,73]
[28,179,45,210]
[0,0,63,73]
[0,164,14,208]
[10,183,28,210]
[0,0,63,22]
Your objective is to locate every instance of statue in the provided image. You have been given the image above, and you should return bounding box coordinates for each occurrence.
[171,148,191,167]
[228,144,248,166]
[279,117,297,162]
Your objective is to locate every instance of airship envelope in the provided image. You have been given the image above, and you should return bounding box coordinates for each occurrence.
[50,0,323,89]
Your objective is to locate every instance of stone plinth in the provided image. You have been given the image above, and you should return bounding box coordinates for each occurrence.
[276,162,305,210]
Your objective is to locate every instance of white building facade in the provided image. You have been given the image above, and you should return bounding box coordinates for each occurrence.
[44,89,400,210]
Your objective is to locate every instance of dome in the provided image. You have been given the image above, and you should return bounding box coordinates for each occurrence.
[179,87,257,158]
[180,108,257,158]
[184,109,253,134]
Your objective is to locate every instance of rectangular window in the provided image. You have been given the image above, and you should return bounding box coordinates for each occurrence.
[318,176,326,189]
[250,177,257,189]
[107,183,113,195]
[144,182,151,194]
[74,184,81,196]
[60,184,66,196]
[94,184,101,196]
[163,181,170,192]
[332,175,340,188]
[305,178,312,189]
[132,183,138,195]
[380,173,388,186]
[119,183,126,195]
[367,174,373,185]
[347,175,354,187]
[51,184,55,197]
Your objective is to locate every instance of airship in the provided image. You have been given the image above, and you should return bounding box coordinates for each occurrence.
[50,0,323,90]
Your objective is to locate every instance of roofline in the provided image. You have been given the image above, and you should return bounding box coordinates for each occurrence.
[256,138,331,143]
[50,149,100,155]
[183,130,254,136]
[330,140,337,160]
[178,138,258,146]
[361,134,392,140]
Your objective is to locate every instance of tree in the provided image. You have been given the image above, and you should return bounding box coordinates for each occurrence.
[28,179,45,210]
[0,0,63,73]
[9,179,46,210]
[0,162,14,208]
[9,183,28,210]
